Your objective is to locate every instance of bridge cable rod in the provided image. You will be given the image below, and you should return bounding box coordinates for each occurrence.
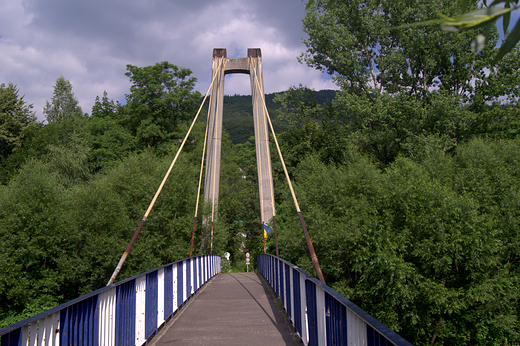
[106,61,223,286]
[250,63,326,285]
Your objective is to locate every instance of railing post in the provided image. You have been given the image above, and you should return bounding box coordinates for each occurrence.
[135,275,146,345]
[164,265,173,318]
[300,274,308,345]
[157,268,165,328]
[172,264,178,312]
[287,266,295,323]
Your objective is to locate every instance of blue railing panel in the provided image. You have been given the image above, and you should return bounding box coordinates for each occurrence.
[368,324,391,346]
[280,261,285,308]
[164,265,173,318]
[325,291,347,346]
[305,280,319,346]
[292,267,303,337]
[198,257,202,291]
[276,258,281,297]
[60,295,98,346]
[0,328,20,346]
[145,271,158,340]
[285,263,292,320]
[115,279,136,345]
[193,258,197,291]
[186,259,192,297]
[203,256,207,283]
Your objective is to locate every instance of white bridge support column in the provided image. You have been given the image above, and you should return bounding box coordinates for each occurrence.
[249,48,275,225]
[204,48,275,227]
[204,49,226,215]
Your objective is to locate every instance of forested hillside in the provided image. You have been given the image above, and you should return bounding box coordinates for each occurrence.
[209,90,336,144]
[1,0,520,344]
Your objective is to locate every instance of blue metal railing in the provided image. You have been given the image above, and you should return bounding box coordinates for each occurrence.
[0,255,221,346]
[257,254,413,346]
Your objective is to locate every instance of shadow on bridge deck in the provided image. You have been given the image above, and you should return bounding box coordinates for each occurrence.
[148,272,302,346]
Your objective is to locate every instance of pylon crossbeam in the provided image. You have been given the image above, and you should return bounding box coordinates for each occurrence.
[203,48,275,226]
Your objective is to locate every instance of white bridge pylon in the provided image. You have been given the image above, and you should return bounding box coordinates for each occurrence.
[204,48,275,227]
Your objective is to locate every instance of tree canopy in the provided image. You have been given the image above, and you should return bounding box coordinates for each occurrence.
[121,61,201,148]
[0,83,37,163]
[43,76,84,123]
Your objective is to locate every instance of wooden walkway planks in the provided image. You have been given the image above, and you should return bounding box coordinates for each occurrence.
[148,272,301,346]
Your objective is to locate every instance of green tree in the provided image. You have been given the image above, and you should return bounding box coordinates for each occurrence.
[88,91,135,171]
[46,132,92,184]
[302,0,497,99]
[216,133,262,262]
[121,62,200,148]
[274,85,352,166]
[296,0,520,165]
[276,144,520,344]
[404,0,520,63]
[305,0,520,62]
[43,76,84,123]
[0,83,38,164]
[91,91,119,118]
[0,161,68,325]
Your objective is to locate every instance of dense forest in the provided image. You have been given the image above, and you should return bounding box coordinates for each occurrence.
[1,0,520,344]
[215,90,337,144]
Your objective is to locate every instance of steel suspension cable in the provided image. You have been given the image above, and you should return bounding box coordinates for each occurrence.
[250,63,326,284]
[107,62,223,286]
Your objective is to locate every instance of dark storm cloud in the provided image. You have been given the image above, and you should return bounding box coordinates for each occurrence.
[1,0,335,121]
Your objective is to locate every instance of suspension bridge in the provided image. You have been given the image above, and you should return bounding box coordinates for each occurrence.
[0,49,413,346]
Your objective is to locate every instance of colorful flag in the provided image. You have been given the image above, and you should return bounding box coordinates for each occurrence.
[263,224,272,240]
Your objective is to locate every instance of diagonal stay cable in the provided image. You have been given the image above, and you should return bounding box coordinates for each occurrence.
[107,61,223,286]
[250,62,326,284]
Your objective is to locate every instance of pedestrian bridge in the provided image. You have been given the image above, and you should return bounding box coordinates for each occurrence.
[1,48,414,345]
[0,254,412,346]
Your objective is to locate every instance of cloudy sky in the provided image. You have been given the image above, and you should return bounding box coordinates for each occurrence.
[1,0,337,121]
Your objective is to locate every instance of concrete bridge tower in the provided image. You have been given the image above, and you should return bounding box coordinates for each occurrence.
[204,48,275,228]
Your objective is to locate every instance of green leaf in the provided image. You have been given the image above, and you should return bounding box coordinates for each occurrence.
[305,0,315,10]
[503,2,511,33]
[438,7,513,31]
[489,0,513,6]
[394,18,446,30]
[493,17,520,63]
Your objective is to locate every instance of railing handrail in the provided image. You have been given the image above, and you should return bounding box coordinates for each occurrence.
[257,254,413,346]
[264,254,311,279]
[0,254,221,345]
[307,278,412,346]
[0,257,193,334]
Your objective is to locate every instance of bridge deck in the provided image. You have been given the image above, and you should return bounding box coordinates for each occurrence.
[148,272,301,346]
